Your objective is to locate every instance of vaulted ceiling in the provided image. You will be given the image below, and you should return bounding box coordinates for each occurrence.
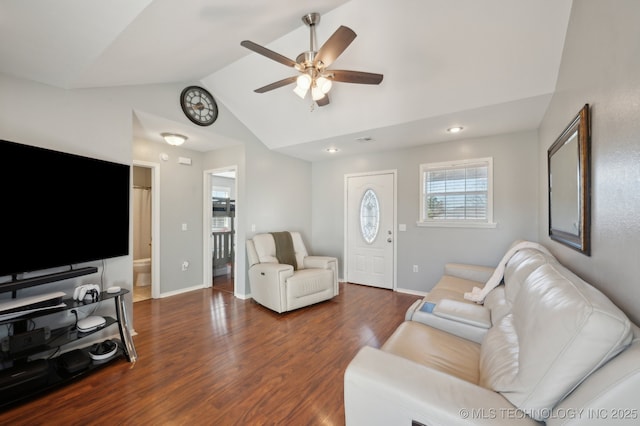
[0,0,573,161]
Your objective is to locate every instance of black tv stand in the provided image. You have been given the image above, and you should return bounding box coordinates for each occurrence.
[0,275,137,408]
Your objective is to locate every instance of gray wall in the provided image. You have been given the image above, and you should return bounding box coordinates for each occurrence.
[243,135,313,296]
[312,130,539,292]
[202,136,314,297]
[0,71,312,320]
[537,0,640,324]
[0,73,133,344]
[133,138,206,295]
[132,128,313,298]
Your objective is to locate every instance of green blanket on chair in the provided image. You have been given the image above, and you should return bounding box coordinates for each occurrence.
[270,232,298,270]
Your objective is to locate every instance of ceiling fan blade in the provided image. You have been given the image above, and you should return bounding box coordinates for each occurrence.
[315,26,357,68]
[316,95,330,107]
[330,70,384,85]
[253,76,298,93]
[241,40,298,68]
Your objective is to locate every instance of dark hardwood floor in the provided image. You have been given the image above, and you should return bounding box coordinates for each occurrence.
[0,282,417,425]
[212,273,235,294]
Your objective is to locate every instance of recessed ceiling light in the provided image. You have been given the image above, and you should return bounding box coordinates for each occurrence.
[355,136,374,142]
[447,126,464,134]
[326,147,340,153]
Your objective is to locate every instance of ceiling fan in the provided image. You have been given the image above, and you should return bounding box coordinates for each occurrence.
[240,12,383,107]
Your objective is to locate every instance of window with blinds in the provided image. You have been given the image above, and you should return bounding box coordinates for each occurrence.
[418,158,496,228]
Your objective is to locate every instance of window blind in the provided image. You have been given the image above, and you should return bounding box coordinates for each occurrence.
[423,161,489,221]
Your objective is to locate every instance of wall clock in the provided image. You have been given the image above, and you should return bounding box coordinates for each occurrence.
[180,86,218,126]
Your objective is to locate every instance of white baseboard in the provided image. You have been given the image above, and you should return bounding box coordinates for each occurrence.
[395,287,428,297]
[159,284,206,298]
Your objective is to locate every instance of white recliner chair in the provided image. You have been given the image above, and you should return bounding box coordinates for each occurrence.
[246,231,339,313]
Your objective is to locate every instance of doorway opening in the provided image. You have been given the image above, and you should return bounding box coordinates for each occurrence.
[132,161,160,302]
[204,167,237,295]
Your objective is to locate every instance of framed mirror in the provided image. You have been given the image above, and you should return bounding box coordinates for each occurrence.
[548,104,591,255]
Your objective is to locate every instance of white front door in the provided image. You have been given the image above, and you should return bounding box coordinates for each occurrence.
[345,171,395,289]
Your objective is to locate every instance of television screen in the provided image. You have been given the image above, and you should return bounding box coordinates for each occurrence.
[0,140,130,277]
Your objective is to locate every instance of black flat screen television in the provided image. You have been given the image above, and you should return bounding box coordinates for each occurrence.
[0,140,130,278]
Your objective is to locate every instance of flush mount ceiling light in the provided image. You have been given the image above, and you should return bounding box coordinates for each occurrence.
[447,126,464,134]
[161,132,187,146]
[241,12,383,108]
[326,147,340,153]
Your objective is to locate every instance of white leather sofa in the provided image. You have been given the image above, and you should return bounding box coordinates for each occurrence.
[246,231,338,313]
[345,244,640,425]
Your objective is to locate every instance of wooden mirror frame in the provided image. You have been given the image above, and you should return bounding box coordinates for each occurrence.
[548,104,591,255]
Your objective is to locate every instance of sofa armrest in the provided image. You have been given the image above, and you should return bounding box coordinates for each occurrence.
[248,263,294,313]
[303,256,336,269]
[303,256,339,296]
[546,338,640,426]
[433,299,492,329]
[249,262,294,279]
[345,346,538,426]
[408,305,489,344]
[444,263,495,283]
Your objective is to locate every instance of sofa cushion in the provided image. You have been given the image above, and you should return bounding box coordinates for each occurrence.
[503,248,555,305]
[480,262,633,421]
[424,275,479,305]
[382,321,481,384]
[253,232,310,270]
[252,233,279,264]
[483,285,510,323]
[289,231,309,270]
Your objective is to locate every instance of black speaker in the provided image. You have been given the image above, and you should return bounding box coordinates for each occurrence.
[58,349,90,374]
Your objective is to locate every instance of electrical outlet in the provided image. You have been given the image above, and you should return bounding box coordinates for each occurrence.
[413,265,419,272]
[181,261,189,271]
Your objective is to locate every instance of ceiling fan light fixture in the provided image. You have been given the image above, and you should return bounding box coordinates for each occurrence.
[316,76,332,94]
[293,85,308,99]
[161,132,187,146]
[311,85,325,101]
[296,73,312,90]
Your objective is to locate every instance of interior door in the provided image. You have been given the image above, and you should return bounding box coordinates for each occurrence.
[346,172,395,289]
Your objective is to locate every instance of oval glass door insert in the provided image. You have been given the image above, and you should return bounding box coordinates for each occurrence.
[360,189,380,244]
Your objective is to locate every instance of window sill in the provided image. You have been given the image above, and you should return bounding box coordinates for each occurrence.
[416,221,497,229]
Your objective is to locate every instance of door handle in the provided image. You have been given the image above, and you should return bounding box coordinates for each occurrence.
[387,237,392,243]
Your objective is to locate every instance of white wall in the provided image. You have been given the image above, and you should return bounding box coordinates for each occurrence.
[537,0,640,324]
[312,130,539,292]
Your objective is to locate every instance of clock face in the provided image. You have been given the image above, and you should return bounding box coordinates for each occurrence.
[180,86,218,126]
